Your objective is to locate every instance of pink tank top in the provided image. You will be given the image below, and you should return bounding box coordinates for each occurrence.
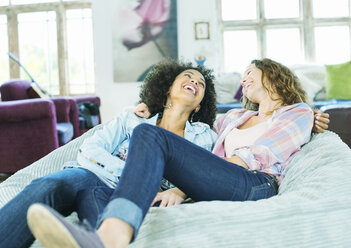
[224,120,271,157]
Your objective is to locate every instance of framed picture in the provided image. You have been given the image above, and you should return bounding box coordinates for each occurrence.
[112,0,178,82]
[195,22,210,40]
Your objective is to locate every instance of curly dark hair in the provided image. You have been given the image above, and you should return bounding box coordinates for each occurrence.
[242,58,308,111]
[139,59,217,127]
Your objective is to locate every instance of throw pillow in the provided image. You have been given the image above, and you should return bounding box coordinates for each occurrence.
[325,61,351,100]
[290,64,326,102]
[214,72,242,104]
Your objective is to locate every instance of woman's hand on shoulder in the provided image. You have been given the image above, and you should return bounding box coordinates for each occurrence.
[151,188,187,207]
[312,109,329,133]
[134,103,151,118]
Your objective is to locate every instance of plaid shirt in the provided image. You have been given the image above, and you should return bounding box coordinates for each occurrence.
[213,103,314,184]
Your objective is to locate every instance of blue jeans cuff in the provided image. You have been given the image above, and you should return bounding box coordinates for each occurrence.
[97,198,143,239]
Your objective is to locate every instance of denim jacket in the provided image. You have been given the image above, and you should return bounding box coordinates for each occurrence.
[64,109,217,188]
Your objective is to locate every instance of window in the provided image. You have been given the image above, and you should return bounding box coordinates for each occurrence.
[314,26,350,64]
[0,0,9,6]
[18,11,59,94]
[312,0,348,18]
[12,0,58,4]
[223,30,257,72]
[66,8,94,94]
[219,0,351,72]
[264,0,299,19]
[0,0,94,96]
[221,0,256,21]
[0,15,9,84]
[266,28,302,66]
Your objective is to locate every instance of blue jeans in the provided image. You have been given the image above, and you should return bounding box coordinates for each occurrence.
[91,123,278,238]
[76,186,113,227]
[0,168,106,248]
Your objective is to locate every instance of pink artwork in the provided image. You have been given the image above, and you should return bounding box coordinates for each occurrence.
[113,0,178,82]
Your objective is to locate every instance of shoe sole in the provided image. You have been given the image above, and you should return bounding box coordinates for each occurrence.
[27,204,80,248]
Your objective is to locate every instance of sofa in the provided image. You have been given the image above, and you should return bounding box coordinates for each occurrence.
[0,99,59,173]
[0,79,102,138]
[0,119,350,247]
[320,103,351,147]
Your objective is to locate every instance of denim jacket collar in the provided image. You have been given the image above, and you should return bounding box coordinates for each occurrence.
[152,113,208,136]
[147,113,160,125]
[185,120,208,134]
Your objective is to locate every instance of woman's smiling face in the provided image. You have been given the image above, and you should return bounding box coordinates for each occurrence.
[240,64,268,103]
[168,69,206,109]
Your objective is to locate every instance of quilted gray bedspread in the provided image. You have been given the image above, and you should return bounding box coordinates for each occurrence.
[1,125,351,248]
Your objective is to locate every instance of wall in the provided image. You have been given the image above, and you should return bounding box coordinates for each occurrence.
[92,0,219,122]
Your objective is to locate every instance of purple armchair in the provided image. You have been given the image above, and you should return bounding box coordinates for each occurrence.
[0,99,59,173]
[0,79,101,139]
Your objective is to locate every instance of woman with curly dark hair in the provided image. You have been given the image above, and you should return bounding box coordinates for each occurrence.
[138,59,217,127]
[27,58,328,248]
[0,59,218,248]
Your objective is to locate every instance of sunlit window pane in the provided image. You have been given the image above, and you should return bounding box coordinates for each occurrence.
[66,8,91,19]
[264,0,299,19]
[0,0,9,6]
[266,28,303,65]
[221,0,256,21]
[312,0,348,18]
[223,30,257,73]
[0,15,9,84]
[314,26,350,64]
[18,11,59,95]
[11,0,58,5]
[18,11,56,22]
[66,8,95,94]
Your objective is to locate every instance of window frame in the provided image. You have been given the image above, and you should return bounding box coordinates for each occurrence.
[217,0,351,69]
[0,0,93,96]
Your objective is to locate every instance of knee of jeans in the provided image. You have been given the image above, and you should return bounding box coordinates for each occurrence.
[133,123,155,136]
[133,123,165,144]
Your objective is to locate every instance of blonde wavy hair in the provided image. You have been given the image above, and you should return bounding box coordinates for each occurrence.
[242,58,308,111]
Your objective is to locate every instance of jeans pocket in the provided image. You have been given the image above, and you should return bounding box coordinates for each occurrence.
[247,182,274,201]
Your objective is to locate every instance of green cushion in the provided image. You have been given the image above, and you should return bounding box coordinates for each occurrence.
[325,61,351,100]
